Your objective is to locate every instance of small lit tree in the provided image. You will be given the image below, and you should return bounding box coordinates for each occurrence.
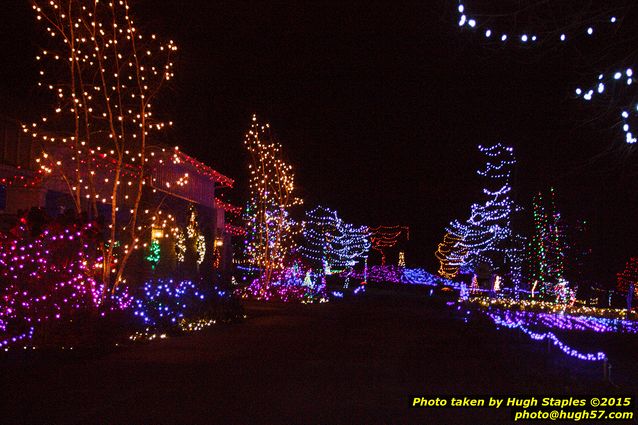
[435,232,467,279]
[300,205,370,273]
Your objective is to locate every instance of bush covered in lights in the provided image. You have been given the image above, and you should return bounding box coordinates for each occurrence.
[132,279,212,331]
[0,217,240,349]
[0,220,104,348]
[342,265,453,287]
[239,266,328,303]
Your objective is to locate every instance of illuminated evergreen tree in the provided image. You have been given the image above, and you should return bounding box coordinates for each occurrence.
[527,193,549,293]
[336,222,371,270]
[435,232,467,279]
[526,188,567,296]
[145,240,161,270]
[300,205,370,274]
[446,144,524,285]
[300,206,338,271]
[244,115,302,284]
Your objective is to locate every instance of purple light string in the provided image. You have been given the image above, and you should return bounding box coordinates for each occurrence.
[343,265,454,286]
[487,310,608,361]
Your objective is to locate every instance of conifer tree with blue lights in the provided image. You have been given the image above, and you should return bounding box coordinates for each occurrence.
[299,206,339,273]
[300,206,370,274]
[446,143,524,287]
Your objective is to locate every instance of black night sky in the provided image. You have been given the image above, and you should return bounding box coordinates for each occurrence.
[1,0,637,284]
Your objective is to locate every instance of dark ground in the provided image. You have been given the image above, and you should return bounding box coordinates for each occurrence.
[1,289,634,425]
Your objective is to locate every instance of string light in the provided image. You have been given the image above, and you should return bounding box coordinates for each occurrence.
[215,198,242,215]
[466,299,636,362]
[342,265,453,286]
[243,114,302,287]
[186,210,198,239]
[196,234,206,265]
[617,257,638,297]
[490,309,638,334]
[527,188,569,298]
[175,229,186,263]
[238,264,327,303]
[435,232,467,279]
[455,2,624,47]
[0,220,130,348]
[369,225,409,266]
[487,311,607,361]
[133,279,207,328]
[468,296,631,320]
[215,199,245,237]
[299,205,370,274]
[453,2,636,146]
[26,0,182,291]
[574,68,637,144]
[446,144,524,287]
[0,220,230,349]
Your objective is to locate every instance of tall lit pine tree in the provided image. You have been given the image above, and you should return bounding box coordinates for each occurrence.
[526,188,567,296]
[446,143,524,286]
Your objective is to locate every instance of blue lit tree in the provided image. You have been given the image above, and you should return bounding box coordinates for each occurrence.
[446,144,524,287]
[299,206,370,274]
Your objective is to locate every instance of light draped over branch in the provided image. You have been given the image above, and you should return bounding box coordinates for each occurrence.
[300,205,370,273]
[243,115,302,284]
[27,0,177,291]
[446,144,524,285]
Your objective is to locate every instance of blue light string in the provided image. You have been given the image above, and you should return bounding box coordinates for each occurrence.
[487,311,607,361]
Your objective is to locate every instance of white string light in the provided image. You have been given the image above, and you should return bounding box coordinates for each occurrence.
[446,144,524,286]
[455,2,621,46]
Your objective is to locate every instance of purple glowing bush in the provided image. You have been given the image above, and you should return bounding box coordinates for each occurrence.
[0,221,105,348]
[239,266,327,302]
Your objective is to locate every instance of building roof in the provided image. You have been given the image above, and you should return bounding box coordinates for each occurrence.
[173,149,234,189]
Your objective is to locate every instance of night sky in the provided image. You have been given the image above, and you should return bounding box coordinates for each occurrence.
[1,1,637,284]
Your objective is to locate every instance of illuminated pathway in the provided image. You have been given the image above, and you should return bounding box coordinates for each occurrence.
[1,289,632,424]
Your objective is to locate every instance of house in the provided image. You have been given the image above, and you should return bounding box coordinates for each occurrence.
[0,116,239,283]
